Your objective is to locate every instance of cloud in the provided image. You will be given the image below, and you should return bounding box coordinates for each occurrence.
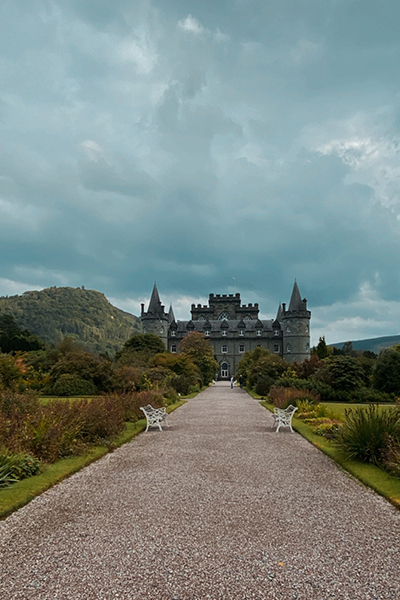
[1,0,400,343]
[178,15,205,35]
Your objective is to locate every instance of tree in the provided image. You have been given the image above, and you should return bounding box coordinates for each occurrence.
[179,332,219,386]
[237,347,286,394]
[314,336,329,359]
[116,333,166,364]
[373,345,400,395]
[314,355,364,392]
[0,314,44,353]
[49,352,113,393]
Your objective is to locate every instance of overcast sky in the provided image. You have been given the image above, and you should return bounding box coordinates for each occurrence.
[1,0,400,345]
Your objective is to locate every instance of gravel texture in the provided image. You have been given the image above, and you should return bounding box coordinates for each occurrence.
[1,382,400,600]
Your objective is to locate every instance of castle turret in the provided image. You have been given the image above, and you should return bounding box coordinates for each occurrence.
[282,281,311,363]
[141,282,169,347]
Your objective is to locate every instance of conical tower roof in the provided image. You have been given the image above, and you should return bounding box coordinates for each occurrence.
[273,303,282,327]
[288,280,302,312]
[148,282,162,315]
[168,304,175,323]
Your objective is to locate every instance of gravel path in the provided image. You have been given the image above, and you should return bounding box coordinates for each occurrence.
[1,383,399,600]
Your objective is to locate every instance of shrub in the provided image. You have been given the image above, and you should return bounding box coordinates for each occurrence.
[269,387,320,409]
[0,450,40,487]
[334,404,400,465]
[255,375,276,396]
[51,374,98,396]
[351,387,394,404]
[313,422,343,440]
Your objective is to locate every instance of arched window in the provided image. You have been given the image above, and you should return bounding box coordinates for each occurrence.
[221,344,228,353]
[239,343,245,353]
[286,343,291,353]
[171,345,177,353]
[218,312,231,321]
[274,344,280,353]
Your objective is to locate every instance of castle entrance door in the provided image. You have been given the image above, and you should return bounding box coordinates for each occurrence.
[220,362,229,379]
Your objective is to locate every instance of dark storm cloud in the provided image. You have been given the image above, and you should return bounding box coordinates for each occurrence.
[1,0,400,342]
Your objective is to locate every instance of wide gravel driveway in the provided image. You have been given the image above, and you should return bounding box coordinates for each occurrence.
[1,382,399,599]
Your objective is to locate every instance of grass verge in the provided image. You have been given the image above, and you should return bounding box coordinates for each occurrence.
[0,400,186,520]
[256,396,400,510]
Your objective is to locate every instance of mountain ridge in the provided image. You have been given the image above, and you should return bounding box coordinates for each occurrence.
[330,334,400,354]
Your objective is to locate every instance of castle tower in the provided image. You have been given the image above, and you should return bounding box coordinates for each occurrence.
[140,283,169,347]
[281,281,311,363]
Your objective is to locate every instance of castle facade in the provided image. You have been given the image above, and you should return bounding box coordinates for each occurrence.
[141,282,311,379]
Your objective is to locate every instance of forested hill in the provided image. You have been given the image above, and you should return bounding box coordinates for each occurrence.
[0,287,141,355]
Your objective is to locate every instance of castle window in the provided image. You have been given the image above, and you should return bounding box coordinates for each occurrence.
[239,343,245,353]
[171,330,176,337]
[221,344,228,353]
[222,330,227,337]
[274,344,280,353]
[243,315,252,321]
[239,330,244,336]
[286,343,291,353]
[256,330,261,336]
[205,330,210,337]
[218,312,231,321]
[171,345,177,353]
[274,329,279,336]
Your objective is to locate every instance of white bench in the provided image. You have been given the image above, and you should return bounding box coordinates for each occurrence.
[140,404,169,432]
[272,404,298,433]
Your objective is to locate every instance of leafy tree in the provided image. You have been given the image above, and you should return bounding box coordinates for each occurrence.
[373,345,400,395]
[313,336,329,359]
[179,332,219,385]
[49,352,113,393]
[237,347,286,394]
[0,353,27,390]
[314,355,364,392]
[292,355,323,379]
[0,314,44,353]
[116,333,165,364]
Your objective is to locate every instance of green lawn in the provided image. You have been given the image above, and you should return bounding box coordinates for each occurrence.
[321,402,396,420]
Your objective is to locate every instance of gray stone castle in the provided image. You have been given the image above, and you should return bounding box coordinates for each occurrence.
[141,282,311,379]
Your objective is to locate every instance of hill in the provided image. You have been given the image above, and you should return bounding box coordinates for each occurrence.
[330,334,400,354]
[0,287,141,355]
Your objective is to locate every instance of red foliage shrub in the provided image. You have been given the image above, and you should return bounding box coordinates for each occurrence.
[269,386,320,408]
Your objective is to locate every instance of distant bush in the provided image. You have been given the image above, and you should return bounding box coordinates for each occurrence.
[51,374,98,396]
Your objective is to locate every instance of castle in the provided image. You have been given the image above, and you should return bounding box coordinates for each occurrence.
[141,282,311,379]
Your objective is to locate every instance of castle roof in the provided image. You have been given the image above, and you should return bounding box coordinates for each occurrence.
[148,282,163,315]
[288,281,302,312]
[168,304,175,323]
